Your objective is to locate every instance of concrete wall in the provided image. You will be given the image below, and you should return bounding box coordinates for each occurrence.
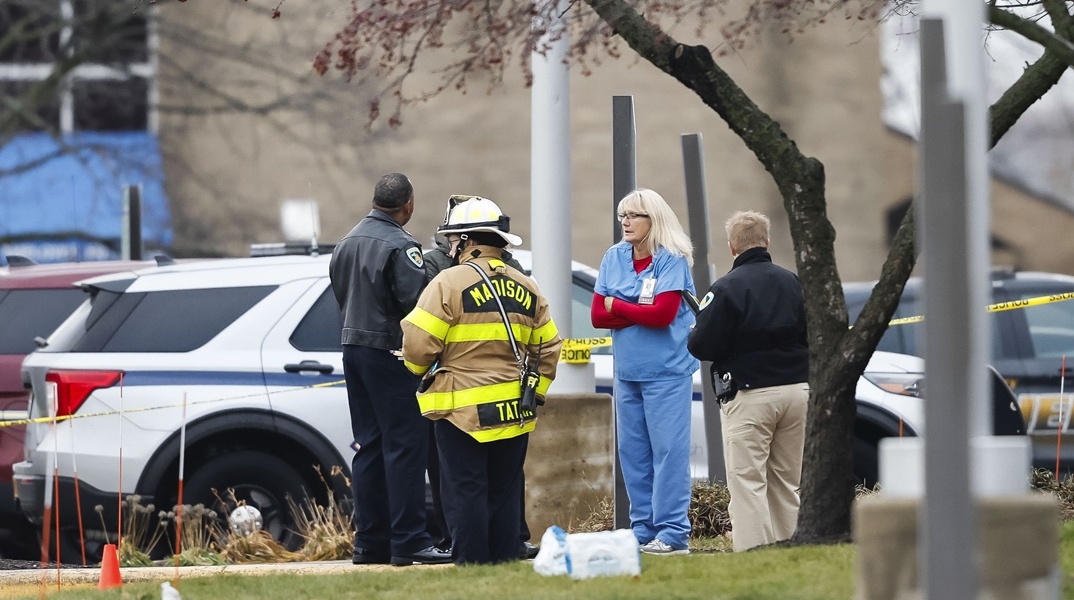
[525,393,614,535]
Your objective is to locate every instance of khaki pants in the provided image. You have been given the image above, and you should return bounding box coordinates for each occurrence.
[721,382,809,552]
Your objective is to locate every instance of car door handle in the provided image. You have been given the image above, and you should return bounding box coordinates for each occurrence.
[284,361,334,375]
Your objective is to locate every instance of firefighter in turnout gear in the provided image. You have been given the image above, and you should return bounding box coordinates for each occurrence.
[401,197,562,565]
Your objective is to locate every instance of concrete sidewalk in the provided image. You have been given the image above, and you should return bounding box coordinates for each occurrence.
[0,560,450,586]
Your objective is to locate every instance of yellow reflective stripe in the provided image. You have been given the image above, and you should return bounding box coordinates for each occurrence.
[417,380,523,413]
[446,322,533,343]
[405,308,450,341]
[529,321,558,345]
[418,392,453,414]
[470,420,536,442]
[536,376,552,396]
[403,360,429,376]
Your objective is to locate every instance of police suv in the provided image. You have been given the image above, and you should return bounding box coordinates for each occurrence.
[11,247,984,559]
[845,269,1074,474]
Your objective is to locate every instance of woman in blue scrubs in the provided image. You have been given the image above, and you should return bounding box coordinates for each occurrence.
[591,188,699,555]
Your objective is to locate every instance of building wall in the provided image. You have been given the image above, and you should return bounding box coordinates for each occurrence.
[155,0,899,280]
[155,1,1074,281]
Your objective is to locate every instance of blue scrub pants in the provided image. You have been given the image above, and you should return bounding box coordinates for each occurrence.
[615,376,693,549]
[343,344,432,557]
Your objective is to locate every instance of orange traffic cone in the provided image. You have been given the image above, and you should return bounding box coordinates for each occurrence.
[98,543,122,589]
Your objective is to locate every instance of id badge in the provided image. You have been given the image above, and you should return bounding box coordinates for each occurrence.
[639,277,657,305]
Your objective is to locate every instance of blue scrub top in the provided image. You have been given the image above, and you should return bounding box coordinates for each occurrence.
[595,242,700,381]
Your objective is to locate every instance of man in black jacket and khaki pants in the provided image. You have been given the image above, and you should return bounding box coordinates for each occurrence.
[687,210,810,552]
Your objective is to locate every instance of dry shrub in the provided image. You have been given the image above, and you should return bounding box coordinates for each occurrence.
[221,529,297,563]
[210,488,299,563]
[96,495,168,567]
[571,481,732,538]
[689,480,731,538]
[166,503,228,566]
[855,482,881,499]
[570,495,614,533]
[1030,468,1074,521]
[289,466,353,561]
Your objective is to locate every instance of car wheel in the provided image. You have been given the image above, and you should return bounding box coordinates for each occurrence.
[853,437,879,489]
[183,450,314,551]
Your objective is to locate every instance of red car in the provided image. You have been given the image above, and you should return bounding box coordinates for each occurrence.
[0,258,157,558]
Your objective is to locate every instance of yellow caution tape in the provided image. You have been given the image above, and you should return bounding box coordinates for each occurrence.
[888,292,1074,326]
[559,337,612,364]
[0,379,346,429]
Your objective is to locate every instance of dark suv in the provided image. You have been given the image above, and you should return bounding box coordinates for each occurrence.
[0,258,153,558]
[844,269,1074,473]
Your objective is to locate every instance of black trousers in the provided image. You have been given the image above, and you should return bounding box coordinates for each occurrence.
[428,422,531,549]
[435,420,528,565]
[343,344,431,556]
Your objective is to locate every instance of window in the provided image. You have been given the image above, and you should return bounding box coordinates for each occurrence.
[290,288,343,353]
[0,3,60,63]
[0,0,154,134]
[0,288,86,353]
[1021,295,1074,360]
[71,287,276,352]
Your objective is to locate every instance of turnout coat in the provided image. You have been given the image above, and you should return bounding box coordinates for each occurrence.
[401,246,562,442]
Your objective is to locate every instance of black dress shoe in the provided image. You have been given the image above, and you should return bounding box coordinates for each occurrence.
[391,545,452,566]
[519,541,540,560]
[352,548,391,565]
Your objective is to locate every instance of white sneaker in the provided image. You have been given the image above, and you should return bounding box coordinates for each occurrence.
[639,539,689,555]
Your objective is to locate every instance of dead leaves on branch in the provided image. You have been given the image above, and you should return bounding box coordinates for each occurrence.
[311,0,890,126]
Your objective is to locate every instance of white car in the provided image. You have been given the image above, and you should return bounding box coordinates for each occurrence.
[12,246,960,558]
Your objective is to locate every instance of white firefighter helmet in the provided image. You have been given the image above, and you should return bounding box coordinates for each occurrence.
[437,196,522,247]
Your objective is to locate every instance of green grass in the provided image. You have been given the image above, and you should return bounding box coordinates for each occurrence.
[11,522,1074,600]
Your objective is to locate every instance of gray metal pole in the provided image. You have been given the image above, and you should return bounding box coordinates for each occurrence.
[530,0,572,340]
[122,185,143,261]
[611,96,636,243]
[610,96,636,529]
[681,133,725,484]
[919,18,978,600]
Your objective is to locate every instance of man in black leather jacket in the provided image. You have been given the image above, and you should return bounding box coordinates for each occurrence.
[687,210,809,552]
[329,172,449,566]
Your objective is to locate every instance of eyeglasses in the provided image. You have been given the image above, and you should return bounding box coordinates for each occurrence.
[617,212,650,222]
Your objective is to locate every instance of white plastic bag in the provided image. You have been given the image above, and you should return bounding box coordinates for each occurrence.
[532,526,641,580]
[532,525,570,576]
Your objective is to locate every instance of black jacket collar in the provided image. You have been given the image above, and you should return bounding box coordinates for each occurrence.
[731,246,771,270]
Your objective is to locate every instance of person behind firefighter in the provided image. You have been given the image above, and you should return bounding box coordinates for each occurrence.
[402,197,562,565]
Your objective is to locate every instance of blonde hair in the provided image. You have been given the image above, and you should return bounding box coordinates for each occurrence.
[618,189,694,266]
[725,210,770,253]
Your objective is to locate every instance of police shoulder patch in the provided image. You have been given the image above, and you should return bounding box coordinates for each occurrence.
[698,291,714,311]
[406,247,424,268]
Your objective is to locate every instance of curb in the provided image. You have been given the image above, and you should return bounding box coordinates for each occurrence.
[0,560,451,586]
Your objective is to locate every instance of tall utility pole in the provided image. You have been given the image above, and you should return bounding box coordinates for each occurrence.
[530,0,572,339]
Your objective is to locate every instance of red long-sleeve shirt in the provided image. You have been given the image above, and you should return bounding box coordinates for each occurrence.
[591,291,681,329]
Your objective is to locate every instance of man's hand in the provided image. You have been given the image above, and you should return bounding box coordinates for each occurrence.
[604,296,614,313]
